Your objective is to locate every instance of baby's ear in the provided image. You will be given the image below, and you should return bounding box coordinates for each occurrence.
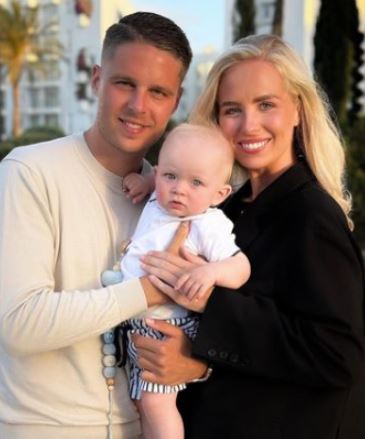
[212,184,232,206]
[153,165,158,175]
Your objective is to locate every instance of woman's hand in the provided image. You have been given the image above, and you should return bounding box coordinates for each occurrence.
[141,249,213,313]
[132,318,208,385]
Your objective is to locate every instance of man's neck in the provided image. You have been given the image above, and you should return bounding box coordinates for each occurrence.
[84,127,144,177]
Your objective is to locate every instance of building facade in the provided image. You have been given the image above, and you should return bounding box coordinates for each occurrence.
[0,0,133,138]
[1,0,364,138]
[225,0,320,68]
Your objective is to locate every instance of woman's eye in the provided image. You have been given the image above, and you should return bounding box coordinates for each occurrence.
[259,101,274,111]
[222,107,240,116]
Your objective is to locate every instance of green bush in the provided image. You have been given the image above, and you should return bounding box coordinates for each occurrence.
[0,126,65,160]
[145,119,178,165]
[344,117,365,249]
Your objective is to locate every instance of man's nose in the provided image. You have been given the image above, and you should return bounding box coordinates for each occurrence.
[128,89,147,114]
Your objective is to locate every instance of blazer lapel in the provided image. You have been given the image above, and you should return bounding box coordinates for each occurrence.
[224,163,316,251]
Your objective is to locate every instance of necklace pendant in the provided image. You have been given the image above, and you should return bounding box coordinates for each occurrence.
[101,269,123,286]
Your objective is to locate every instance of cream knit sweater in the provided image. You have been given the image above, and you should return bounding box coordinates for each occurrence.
[0,134,151,437]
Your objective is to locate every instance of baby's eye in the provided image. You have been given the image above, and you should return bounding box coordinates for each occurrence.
[192,179,202,187]
[164,173,176,180]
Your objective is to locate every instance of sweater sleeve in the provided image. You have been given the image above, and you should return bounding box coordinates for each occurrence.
[0,158,147,356]
[192,203,365,388]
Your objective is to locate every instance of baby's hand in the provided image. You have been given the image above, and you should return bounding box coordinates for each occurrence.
[175,265,216,301]
[122,173,152,204]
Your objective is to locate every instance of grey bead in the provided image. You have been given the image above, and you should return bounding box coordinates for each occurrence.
[103,343,117,355]
[103,331,115,344]
[103,366,116,378]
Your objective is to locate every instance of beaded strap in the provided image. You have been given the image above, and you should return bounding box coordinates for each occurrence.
[102,330,117,439]
[100,239,131,439]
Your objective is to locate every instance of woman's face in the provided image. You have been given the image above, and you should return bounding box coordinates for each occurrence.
[217,58,299,185]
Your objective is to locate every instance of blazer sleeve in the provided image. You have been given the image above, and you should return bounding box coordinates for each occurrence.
[192,198,365,388]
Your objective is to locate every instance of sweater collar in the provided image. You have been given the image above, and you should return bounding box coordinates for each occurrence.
[75,133,152,195]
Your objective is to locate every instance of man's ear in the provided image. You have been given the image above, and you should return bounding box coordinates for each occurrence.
[91,65,101,95]
[212,184,232,206]
[173,87,183,112]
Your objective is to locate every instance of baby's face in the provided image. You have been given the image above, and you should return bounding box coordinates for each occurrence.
[155,130,232,217]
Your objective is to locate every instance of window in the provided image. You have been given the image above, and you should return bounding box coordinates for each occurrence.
[44,87,59,107]
[44,114,59,127]
[29,114,42,127]
[29,88,41,108]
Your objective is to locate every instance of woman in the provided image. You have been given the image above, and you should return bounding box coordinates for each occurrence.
[135,34,365,438]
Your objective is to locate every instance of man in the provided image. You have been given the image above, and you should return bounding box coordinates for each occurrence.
[0,12,197,439]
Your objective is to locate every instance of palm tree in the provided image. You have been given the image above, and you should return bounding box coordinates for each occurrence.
[232,0,256,42]
[272,0,284,37]
[0,0,61,137]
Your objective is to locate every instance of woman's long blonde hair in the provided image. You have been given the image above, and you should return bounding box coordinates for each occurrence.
[189,34,352,228]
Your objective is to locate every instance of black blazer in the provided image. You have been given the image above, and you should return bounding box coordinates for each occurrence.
[178,163,365,439]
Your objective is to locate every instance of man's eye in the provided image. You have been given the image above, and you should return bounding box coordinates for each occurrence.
[116,80,133,87]
[151,89,167,98]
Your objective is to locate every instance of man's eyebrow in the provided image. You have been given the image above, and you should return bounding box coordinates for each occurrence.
[109,75,176,96]
[109,74,135,82]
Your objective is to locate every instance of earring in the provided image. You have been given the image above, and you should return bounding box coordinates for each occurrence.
[294,126,305,160]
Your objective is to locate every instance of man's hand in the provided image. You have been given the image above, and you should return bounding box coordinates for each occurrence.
[140,222,190,307]
[132,318,208,385]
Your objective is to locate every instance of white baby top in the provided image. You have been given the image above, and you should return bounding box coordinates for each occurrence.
[121,194,240,319]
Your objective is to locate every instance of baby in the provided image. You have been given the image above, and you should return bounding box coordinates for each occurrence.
[107,123,250,439]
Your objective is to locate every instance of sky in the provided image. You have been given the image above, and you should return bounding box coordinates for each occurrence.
[129,0,226,55]
[126,0,365,55]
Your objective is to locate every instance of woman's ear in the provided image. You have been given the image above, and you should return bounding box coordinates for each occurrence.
[293,96,301,127]
[212,184,232,206]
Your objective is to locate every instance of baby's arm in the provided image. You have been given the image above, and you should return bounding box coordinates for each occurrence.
[122,172,155,204]
[175,251,250,301]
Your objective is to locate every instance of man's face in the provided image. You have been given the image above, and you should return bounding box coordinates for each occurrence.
[91,42,183,161]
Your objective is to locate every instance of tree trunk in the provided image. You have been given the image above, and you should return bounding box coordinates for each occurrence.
[12,81,21,137]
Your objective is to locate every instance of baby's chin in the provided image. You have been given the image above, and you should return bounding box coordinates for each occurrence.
[164,205,210,218]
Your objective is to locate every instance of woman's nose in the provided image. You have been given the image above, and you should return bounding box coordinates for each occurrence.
[239,110,260,134]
